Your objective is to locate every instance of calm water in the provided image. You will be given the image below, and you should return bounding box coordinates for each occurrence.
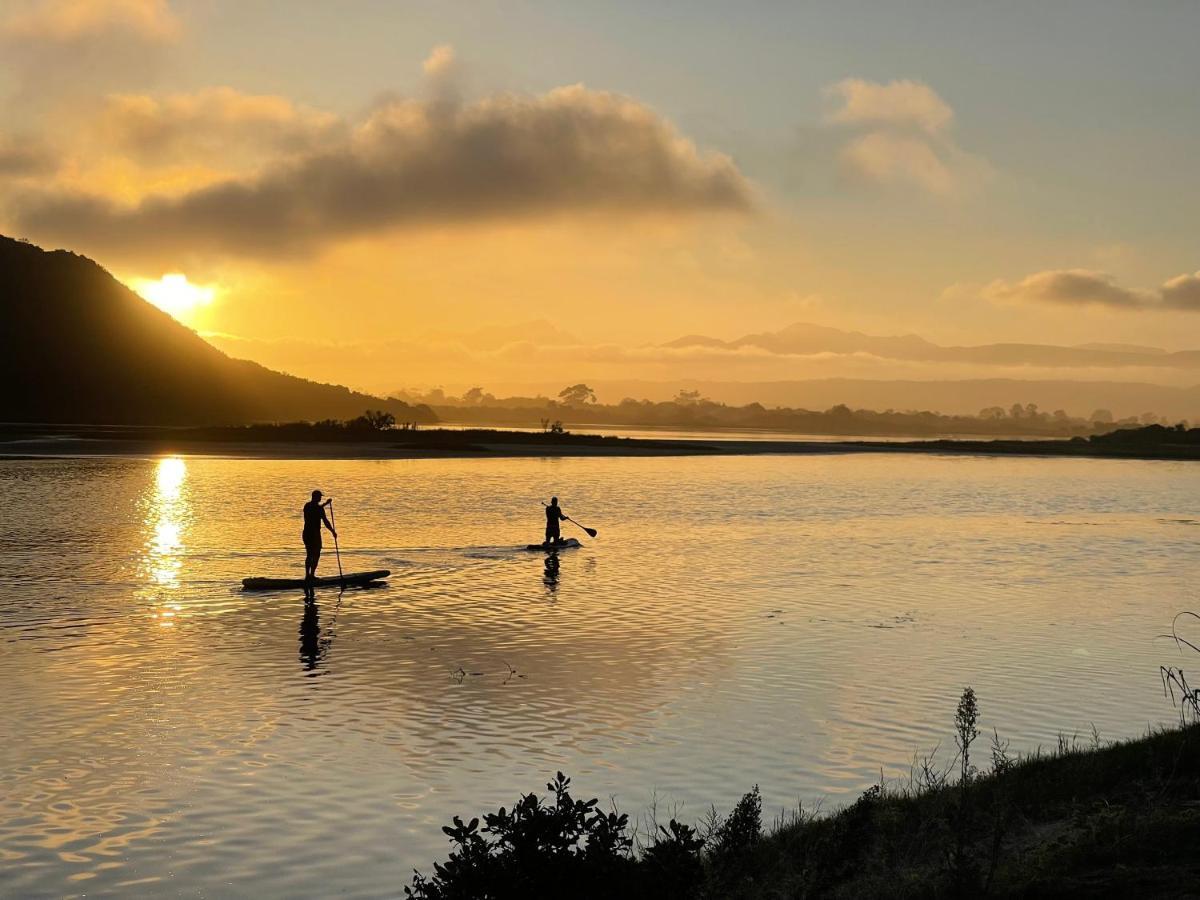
[2,452,1196,897]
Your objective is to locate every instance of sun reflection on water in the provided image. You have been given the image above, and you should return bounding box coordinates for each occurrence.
[142,458,191,619]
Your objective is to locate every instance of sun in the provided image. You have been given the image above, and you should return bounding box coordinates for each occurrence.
[131,273,216,323]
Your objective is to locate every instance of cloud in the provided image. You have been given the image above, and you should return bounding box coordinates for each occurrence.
[0,135,55,177]
[94,87,344,163]
[1,0,181,100]
[982,268,1200,312]
[985,269,1149,308]
[840,132,967,196]
[13,81,754,259]
[825,78,953,134]
[1161,272,1200,311]
[1,0,179,44]
[823,77,988,196]
[422,44,457,79]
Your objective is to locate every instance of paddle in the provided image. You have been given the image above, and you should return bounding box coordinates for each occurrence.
[327,499,345,584]
[542,501,598,538]
[567,516,598,539]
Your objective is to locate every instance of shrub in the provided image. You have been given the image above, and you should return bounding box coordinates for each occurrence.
[405,772,707,899]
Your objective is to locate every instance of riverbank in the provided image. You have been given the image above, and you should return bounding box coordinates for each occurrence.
[407,721,1200,898]
[3,423,1200,462]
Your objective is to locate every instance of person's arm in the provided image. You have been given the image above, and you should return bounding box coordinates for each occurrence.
[559,509,568,521]
[321,509,337,538]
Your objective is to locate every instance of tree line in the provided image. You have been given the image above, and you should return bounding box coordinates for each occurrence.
[389,386,1184,438]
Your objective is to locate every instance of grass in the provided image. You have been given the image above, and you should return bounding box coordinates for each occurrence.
[407,697,1200,898]
[749,721,1200,897]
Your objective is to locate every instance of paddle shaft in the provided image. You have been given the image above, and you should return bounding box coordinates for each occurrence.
[328,500,344,582]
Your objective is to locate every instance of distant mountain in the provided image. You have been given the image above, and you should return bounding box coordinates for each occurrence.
[668,322,1200,370]
[0,236,436,426]
[663,333,729,349]
[1075,342,1168,355]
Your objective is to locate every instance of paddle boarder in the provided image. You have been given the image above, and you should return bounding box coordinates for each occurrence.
[545,496,568,547]
[303,490,337,582]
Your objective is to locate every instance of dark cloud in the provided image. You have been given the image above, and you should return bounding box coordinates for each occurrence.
[984,268,1200,313]
[0,135,54,176]
[1162,272,1200,311]
[13,85,754,259]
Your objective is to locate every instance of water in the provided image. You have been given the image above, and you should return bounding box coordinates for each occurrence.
[1,452,1196,897]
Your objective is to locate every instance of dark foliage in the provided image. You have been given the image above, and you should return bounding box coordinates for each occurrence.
[408,695,1200,898]
[404,772,704,899]
[1091,423,1200,445]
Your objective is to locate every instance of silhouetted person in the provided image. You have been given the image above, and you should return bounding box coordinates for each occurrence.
[545,496,567,546]
[303,490,336,583]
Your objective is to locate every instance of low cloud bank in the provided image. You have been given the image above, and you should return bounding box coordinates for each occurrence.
[986,268,1200,312]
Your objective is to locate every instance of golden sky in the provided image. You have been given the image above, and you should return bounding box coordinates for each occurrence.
[1,1,1198,398]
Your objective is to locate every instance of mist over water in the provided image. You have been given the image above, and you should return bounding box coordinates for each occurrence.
[1,453,1194,896]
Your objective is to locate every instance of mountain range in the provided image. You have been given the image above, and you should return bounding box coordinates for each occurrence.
[665,322,1200,371]
[0,236,434,426]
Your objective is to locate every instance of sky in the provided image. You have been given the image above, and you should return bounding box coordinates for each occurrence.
[1,0,1198,398]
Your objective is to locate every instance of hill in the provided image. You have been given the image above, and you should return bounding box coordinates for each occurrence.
[0,236,436,426]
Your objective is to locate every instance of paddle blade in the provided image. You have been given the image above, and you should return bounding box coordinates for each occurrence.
[583,526,598,538]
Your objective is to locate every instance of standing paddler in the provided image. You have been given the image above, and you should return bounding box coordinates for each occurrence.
[303,490,337,583]
[544,496,568,547]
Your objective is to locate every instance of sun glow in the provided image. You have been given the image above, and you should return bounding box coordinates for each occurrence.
[144,456,190,593]
[132,273,216,323]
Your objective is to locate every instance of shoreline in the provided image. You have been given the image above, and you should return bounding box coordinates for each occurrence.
[3,431,1200,462]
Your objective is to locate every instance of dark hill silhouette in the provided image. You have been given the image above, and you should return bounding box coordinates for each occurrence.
[0,236,436,426]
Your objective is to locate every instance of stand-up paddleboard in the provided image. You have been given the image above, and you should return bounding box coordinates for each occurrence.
[242,570,390,591]
[524,538,583,551]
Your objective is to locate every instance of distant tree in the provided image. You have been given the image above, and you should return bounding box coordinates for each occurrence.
[360,409,396,431]
[463,387,486,405]
[979,406,1007,420]
[675,389,703,406]
[1052,409,1070,422]
[1091,408,1114,424]
[1141,412,1159,425]
[1010,403,1025,419]
[558,383,597,406]
[341,409,396,431]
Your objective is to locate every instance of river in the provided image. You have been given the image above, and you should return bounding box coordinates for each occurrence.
[1,452,1195,896]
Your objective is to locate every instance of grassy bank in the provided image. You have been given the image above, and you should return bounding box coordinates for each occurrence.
[5,422,1200,462]
[407,696,1200,898]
